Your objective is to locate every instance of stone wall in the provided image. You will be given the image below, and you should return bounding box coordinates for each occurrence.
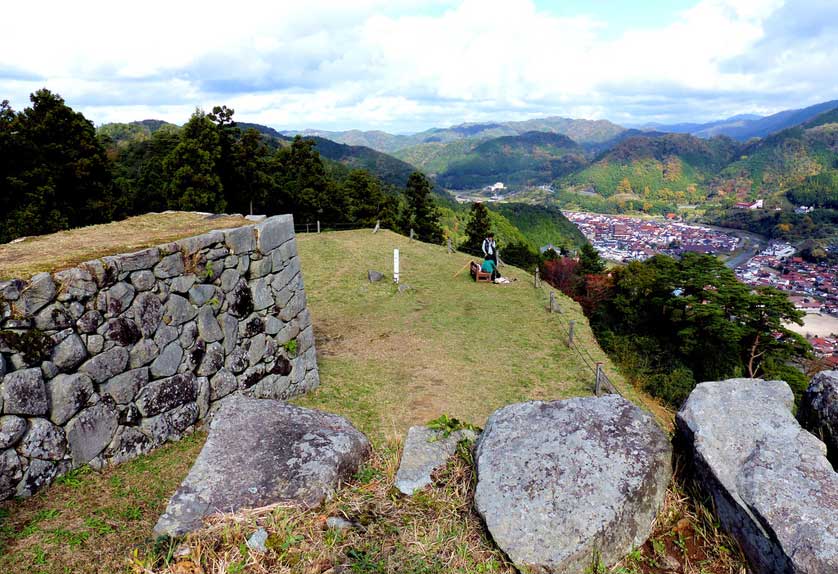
[0,215,318,500]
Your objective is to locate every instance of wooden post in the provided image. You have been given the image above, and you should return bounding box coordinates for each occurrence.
[447,237,452,254]
[568,320,575,347]
[317,220,321,234]
[373,220,380,233]
[410,228,415,241]
[393,249,400,284]
[534,266,540,288]
[595,362,603,395]
[549,291,556,313]
[306,223,310,233]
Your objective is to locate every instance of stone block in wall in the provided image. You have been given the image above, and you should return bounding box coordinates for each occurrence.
[2,367,48,416]
[16,458,70,498]
[151,342,183,379]
[178,230,224,256]
[11,272,56,318]
[79,347,129,383]
[163,294,197,326]
[224,226,256,254]
[154,252,186,279]
[100,368,149,405]
[113,247,161,272]
[17,418,67,460]
[54,267,97,302]
[65,400,119,466]
[0,449,22,499]
[0,416,27,449]
[255,215,293,253]
[197,342,224,377]
[131,292,163,337]
[51,332,88,372]
[136,373,199,418]
[48,373,95,425]
[130,270,156,292]
[197,306,224,343]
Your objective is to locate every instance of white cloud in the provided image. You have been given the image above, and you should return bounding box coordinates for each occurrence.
[1,0,834,132]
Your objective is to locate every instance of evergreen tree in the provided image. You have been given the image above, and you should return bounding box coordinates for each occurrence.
[163,109,226,212]
[401,171,443,243]
[231,128,273,215]
[578,243,606,275]
[344,169,386,226]
[462,201,492,255]
[271,136,337,223]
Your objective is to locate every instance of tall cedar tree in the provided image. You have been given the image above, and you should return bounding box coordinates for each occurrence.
[462,202,492,255]
[401,171,444,244]
[578,243,606,275]
[0,90,114,242]
[163,109,226,212]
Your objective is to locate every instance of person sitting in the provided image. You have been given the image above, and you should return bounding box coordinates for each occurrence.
[481,258,500,281]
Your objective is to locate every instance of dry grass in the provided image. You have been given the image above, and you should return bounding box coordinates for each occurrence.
[133,437,514,574]
[0,212,250,280]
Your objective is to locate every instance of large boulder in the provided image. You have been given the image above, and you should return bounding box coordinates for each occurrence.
[799,370,838,463]
[395,425,478,495]
[677,378,838,574]
[154,396,370,537]
[474,396,671,573]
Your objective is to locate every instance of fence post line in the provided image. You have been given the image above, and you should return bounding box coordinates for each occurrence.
[317,220,321,234]
[373,220,380,233]
[447,237,452,254]
[549,291,556,313]
[306,223,310,233]
[393,249,400,284]
[568,320,575,347]
[534,266,540,288]
[410,228,415,241]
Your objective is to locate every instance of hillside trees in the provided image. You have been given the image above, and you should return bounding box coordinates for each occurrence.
[401,171,444,243]
[0,90,115,243]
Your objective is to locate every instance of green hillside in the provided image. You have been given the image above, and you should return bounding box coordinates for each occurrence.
[490,203,587,251]
[561,133,740,203]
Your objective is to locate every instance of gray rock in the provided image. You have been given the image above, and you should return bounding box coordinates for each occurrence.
[86,334,104,355]
[255,216,293,254]
[197,342,224,377]
[17,417,67,460]
[34,303,72,330]
[224,226,256,254]
[80,347,129,383]
[196,376,210,419]
[131,292,163,337]
[206,247,228,261]
[475,396,672,574]
[153,396,370,536]
[0,353,5,378]
[677,379,838,574]
[163,294,197,326]
[65,400,119,466]
[236,255,250,275]
[395,426,478,495]
[101,426,152,466]
[106,282,135,316]
[0,416,27,449]
[115,247,160,272]
[140,402,198,446]
[54,267,97,302]
[220,269,240,293]
[2,368,48,415]
[136,373,199,417]
[50,333,87,372]
[249,257,273,279]
[15,458,69,498]
[226,348,249,374]
[170,274,197,294]
[12,273,57,317]
[0,280,22,301]
[247,528,269,553]
[197,306,224,343]
[209,369,238,401]
[67,301,85,320]
[0,448,23,500]
[178,230,224,256]
[48,373,95,425]
[247,334,267,366]
[41,360,59,379]
[279,292,305,322]
[276,237,297,264]
[130,338,159,369]
[799,370,838,463]
[251,277,274,311]
[368,270,384,283]
[264,316,282,336]
[154,324,179,349]
[101,368,149,404]
[155,252,185,279]
[179,321,198,350]
[83,258,117,289]
[130,270,156,292]
[325,516,356,531]
[77,310,104,334]
[220,313,238,353]
[151,342,183,379]
[104,317,142,346]
[188,284,217,307]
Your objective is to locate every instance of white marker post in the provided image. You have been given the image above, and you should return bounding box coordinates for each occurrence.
[393,249,400,284]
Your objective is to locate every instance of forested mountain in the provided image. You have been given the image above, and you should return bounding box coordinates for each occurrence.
[402,131,587,189]
[284,116,625,153]
[561,133,740,204]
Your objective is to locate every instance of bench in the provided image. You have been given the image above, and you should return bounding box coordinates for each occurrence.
[470,261,492,282]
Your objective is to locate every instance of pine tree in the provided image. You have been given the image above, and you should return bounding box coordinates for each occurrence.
[462,202,492,255]
[401,171,443,244]
[578,243,606,275]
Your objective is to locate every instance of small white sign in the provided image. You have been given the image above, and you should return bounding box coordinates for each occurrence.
[394,249,400,284]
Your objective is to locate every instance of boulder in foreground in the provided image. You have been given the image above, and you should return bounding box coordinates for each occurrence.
[474,395,672,574]
[395,425,478,495]
[677,378,838,574]
[154,396,370,537]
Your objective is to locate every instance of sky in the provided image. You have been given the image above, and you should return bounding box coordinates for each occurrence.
[1,0,837,133]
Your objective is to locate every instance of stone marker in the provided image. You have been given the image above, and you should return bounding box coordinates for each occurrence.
[798,370,838,463]
[395,425,478,495]
[677,378,838,574]
[474,395,672,574]
[154,396,370,537]
[367,270,383,283]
